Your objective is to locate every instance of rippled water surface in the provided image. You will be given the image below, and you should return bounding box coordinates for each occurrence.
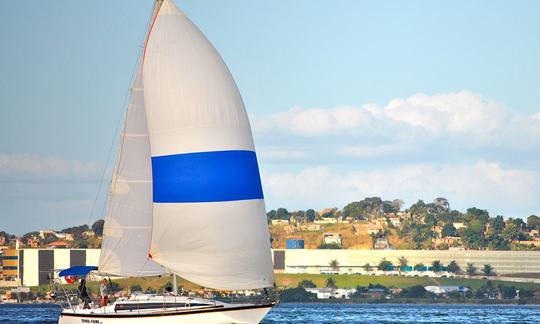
[1,303,539,323]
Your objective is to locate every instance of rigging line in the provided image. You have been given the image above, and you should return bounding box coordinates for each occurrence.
[98,1,163,264]
[86,101,126,228]
[89,0,159,230]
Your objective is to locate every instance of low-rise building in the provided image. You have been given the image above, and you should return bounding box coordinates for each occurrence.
[373,238,389,250]
[323,233,342,246]
[271,219,290,225]
[305,287,357,299]
[315,217,338,224]
[424,285,469,295]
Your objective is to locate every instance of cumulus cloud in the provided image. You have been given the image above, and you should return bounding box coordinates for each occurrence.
[0,154,101,182]
[253,91,540,149]
[0,154,106,233]
[257,147,309,162]
[262,160,539,216]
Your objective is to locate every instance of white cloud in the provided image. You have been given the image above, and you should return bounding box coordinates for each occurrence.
[0,154,106,233]
[257,147,309,161]
[0,154,101,182]
[339,144,408,157]
[262,160,539,216]
[253,91,540,149]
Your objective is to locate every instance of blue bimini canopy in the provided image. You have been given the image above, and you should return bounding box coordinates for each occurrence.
[59,266,98,277]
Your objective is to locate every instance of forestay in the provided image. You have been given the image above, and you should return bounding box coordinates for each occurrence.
[143,0,274,290]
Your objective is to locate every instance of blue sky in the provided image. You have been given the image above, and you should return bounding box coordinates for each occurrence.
[1,0,539,234]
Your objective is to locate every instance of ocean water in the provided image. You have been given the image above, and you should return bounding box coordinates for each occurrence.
[1,303,539,323]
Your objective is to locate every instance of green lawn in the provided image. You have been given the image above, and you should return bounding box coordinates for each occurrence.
[275,273,540,290]
[24,273,539,295]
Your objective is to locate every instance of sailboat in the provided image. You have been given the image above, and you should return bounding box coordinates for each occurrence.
[57,0,276,322]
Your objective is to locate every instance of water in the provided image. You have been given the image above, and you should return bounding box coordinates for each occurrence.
[1,303,539,323]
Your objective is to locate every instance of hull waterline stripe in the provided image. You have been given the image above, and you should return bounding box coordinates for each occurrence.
[60,303,274,318]
[152,150,264,203]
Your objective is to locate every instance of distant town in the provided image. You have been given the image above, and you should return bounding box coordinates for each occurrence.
[267,197,540,251]
[1,197,538,252]
[0,197,540,304]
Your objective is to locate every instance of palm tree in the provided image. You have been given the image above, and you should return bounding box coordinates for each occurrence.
[466,263,477,277]
[431,260,442,272]
[447,260,460,274]
[362,263,372,273]
[329,259,339,271]
[398,256,408,274]
[398,256,408,267]
[325,277,337,289]
[482,264,494,276]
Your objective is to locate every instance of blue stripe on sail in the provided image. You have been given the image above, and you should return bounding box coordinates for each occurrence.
[152,150,264,203]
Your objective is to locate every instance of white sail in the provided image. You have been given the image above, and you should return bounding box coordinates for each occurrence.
[98,60,165,277]
[142,0,274,290]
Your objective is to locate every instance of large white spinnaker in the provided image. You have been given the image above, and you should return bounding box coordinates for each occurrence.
[143,0,274,290]
[98,59,165,278]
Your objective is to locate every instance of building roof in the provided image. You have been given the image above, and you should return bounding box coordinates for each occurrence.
[47,241,70,247]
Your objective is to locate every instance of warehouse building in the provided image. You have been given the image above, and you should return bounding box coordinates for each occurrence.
[272,249,540,275]
[1,248,100,286]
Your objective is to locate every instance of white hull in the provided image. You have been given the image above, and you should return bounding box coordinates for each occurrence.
[59,304,273,324]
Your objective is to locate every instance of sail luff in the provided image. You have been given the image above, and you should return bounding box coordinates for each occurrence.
[143,0,275,290]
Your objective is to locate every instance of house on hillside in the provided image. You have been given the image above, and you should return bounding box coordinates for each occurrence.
[300,224,321,231]
[55,233,74,241]
[388,217,401,227]
[373,238,389,250]
[271,219,290,225]
[315,217,338,224]
[323,233,342,246]
[453,223,466,230]
[47,241,70,249]
[39,230,54,239]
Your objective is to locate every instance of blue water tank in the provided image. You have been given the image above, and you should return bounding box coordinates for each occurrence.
[286,239,305,249]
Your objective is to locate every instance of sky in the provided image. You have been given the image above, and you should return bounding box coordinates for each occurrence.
[1,0,539,234]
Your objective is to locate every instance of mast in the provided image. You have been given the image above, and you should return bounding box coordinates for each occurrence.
[172,274,178,295]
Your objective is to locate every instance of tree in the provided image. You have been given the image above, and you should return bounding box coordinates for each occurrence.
[441,223,456,237]
[325,277,337,289]
[482,264,494,276]
[466,263,477,277]
[297,280,316,288]
[329,259,339,271]
[527,215,540,229]
[92,219,105,237]
[305,209,316,222]
[362,263,372,272]
[414,263,425,271]
[447,260,461,274]
[60,224,90,239]
[392,199,404,212]
[280,287,318,302]
[318,243,342,249]
[489,216,505,234]
[403,285,428,298]
[433,197,450,211]
[431,260,442,272]
[130,284,142,292]
[398,256,408,268]
[276,208,290,220]
[499,285,516,299]
[377,258,393,271]
[465,207,490,225]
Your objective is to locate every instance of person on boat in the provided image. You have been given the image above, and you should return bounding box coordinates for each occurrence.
[78,278,90,309]
[99,279,109,307]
